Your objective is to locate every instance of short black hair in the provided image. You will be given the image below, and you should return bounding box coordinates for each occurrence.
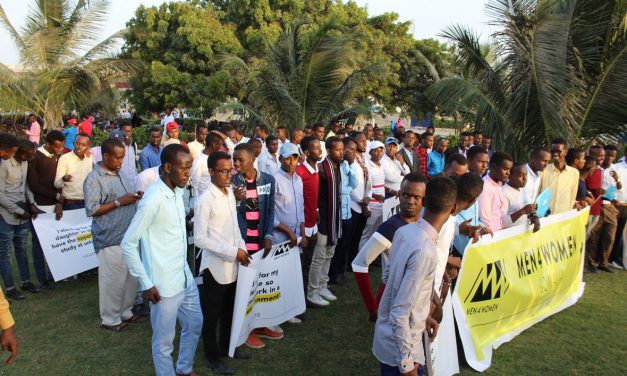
[473,130,483,136]
[256,124,269,133]
[454,172,484,203]
[196,124,208,132]
[160,143,189,165]
[312,123,325,131]
[445,153,467,169]
[120,122,132,129]
[101,138,124,155]
[336,129,347,136]
[301,136,317,151]
[551,138,567,147]
[467,146,488,161]
[565,148,584,165]
[325,136,342,151]
[76,133,91,143]
[425,176,457,214]
[235,142,256,156]
[205,132,222,147]
[149,126,161,134]
[530,147,550,159]
[45,130,65,144]
[511,162,526,174]
[248,138,262,147]
[266,135,278,144]
[303,125,312,131]
[17,139,36,152]
[401,172,428,185]
[0,133,19,149]
[207,151,231,169]
[490,151,513,168]
[342,137,357,147]
[460,131,472,137]
[604,144,617,152]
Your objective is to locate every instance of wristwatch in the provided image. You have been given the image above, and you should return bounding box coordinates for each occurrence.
[114,199,121,208]
[400,358,414,373]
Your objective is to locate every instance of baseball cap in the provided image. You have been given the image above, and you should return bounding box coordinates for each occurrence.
[166,121,179,132]
[109,130,125,140]
[369,140,385,150]
[385,137,399,146]
[67,118,77,124]
[279,142,300,158]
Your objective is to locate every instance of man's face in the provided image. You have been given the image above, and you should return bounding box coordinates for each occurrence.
[210,158,233,189]
[104,146,125,171]
[328,141,344,164]
[121,125,132,140]
[314,126,325,141]
[460,135,471,149]
[422,135,434,149]
[280,154,299,174]
[233,150,254,174]
[374,129,384,142]
[167,128,179,140]
[354,134,367,153]
[150,131,161,147]
[227,129,237,143]
[16,147,36,162]
[29,115,36,123]
[473,134,483,146]
[277,128,287,140]
[292,130,304,145]
[74,136,91,157]
[403,132,416,148]
[0,146,18,160]
[370,147,384,163]
[399,180,425,219]
[47,140,65,156]
[531,150,551,172]
[304,128,313,137]
[444,161,468,177]
[469,152,489,175]
[570,152,586,170]
[491,160,513,183]
[483,137,492,150]
[604,150,616,166]
[385,143,398,157]
[344,140,357,164]
[345,123,353,133]
[165,151,193,188]
[436,140,448,154]
[306,139,322,162]
[196,127,208,143]
[508,167,527,189]
[268,139,279,154]
[551,143,567,163]
[364,125,374,140]
[252,142,262,157]
[255,126,267,139]
[332,122,341,133]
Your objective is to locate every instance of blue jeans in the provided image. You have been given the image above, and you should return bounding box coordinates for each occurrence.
[0,216,31,290]
[31,221,51,284]
[380,363,425,376]
[151,283,203,376]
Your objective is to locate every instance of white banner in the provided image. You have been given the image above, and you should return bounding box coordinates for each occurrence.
[31,209,98,281]
[228,241,306,357]
[429,296,460,376]
[383,196,400,221]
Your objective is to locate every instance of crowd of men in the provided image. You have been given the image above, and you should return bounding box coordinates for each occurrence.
[0,116,625,375]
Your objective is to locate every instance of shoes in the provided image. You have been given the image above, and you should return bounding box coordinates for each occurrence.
[176,371,200,376]
[319,288,337,302]
[245,333,265,349]
[207,360,234,375]
[597,265,614,273]
[335,274,347,286]
[21,281,40,293]
[232,348,251,360]
[287,316,302,324]
[609,261,624,270]
[253,327,284,340]
[306,292,330,307]
[40,281,54,290]
[5,288,25,300]
[587,264,597,273]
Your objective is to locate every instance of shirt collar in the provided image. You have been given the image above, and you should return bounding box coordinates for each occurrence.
[94,162,118,176]
[38,146,52,158]
[417,219,439,242]
[276,168,292,180]
[208,181,229,198]
[155,178,181,198]
[525,163,539,178]
[8,157,21,167]
[303,159,319,174]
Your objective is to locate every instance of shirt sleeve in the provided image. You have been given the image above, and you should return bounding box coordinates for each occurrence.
[27,158,59,201]
[193,195,239,261]
[54,156,67,189]
[138,150,149,171]
[351,232,390,273]
[120,197,156,291]
[0,289,15,330]
[83,173,102,217]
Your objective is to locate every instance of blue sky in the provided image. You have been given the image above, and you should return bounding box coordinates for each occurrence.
[0,0,493,65]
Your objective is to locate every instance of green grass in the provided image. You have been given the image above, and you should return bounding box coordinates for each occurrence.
[2,258,626,375]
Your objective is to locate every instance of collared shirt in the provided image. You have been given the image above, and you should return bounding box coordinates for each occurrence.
[415,146,428,176]
[339,160,358,220]
[191,153,210,197]
[0,157,35,225]
[224,136,250,156]
[611,160,626,203]
[121,179,192,298]
[135,166,160,193]
[25,121,41,143]
[367,159,385,209]
[426,151,445,177]
[296,160,319,236]
[187,140,204,160]
[84,163,136,250]
[478,175,504,231]
[601,166,621,205]
[54,151,93,200]
[502,184,526,228]
[120,142,138,191]
[381,154,409,192]
[521,164,542,205]
[402,147,414,165]
[349,158,371,214]
[139,145,161,170]
[62,126,78,150]
[373,219,439,371]
[319,141,327,161]
[194,182,245,284]
[272,168,305,242]
[434,215,456,297]
[258,151,280,176]
[540,163,579,214]
[454,201,479,254]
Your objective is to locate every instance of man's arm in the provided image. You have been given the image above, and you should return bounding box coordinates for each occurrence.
[138,150,149,171]
[477,189,494,228]
[53,156,67,189]
[120,198,157,291]
[352,232,391,273]
[27,158,59,200]
[0,164,24,216]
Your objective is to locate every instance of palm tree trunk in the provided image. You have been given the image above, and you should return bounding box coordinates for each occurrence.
[43,98,63,130]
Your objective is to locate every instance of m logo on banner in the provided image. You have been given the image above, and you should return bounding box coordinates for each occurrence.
[465,260,510,303]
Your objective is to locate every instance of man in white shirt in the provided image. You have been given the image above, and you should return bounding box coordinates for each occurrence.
[194,151,251,374]
[135,166,160,194]
[224,124,250,156]
[276,126,289,150]
[609,146,626,269]
[191,133,223,197]
[257,136,280,176]
[54,134,93,210]
[160,108,175,129]
[521,148,551,205]
[187,125,208,160]
[380,137,409,195]
[313,123,327,160]
[502,163,537,229]
[359,141,386,252]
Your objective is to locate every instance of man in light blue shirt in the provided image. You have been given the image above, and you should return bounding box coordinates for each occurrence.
[121,144,202,376]
[272,143,306,246]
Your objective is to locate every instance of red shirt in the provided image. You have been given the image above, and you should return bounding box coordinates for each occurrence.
[415,146,428,176]
[296,161,319,228]
[585,167,602,216]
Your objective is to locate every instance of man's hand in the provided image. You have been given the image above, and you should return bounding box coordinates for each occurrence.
[29,204,39,220]
[362,206,371,218]
[298,236,308,249]
[530,215,541,233]
[574,201,585,211]
[54,203,63,221]
[62,174,73,182]
[1,325,18,364]
[143,286,161,304]
[426,316,439,341]
[287,232,297,248]
[15,211,31,220]
[521,203,537,215]
[117,193,141,206]
[262,238,272,258]
[394,153,405,165]
[236,248,250,266]
[610,170,619,182]
[372,194,385,203]
[233,185,246,201]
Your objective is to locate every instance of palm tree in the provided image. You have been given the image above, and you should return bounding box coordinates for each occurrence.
[223,19,380,130]
[425,0,626,158]
[0,0,139,129]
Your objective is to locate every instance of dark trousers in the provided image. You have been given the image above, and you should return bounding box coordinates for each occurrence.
[200,270,236,361]
[30,221,51,284]
[609,206,627,264]
[301,233,317,296]
[329,219,353,281]
[380,363,424,376]
[63,202,84,211]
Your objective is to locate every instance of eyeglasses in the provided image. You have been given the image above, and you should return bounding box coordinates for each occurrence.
[400,192,423,201]
[212,169,231,176]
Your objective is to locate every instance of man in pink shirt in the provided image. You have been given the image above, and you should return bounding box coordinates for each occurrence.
[24,114,41,144]
[478,151,513,231]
